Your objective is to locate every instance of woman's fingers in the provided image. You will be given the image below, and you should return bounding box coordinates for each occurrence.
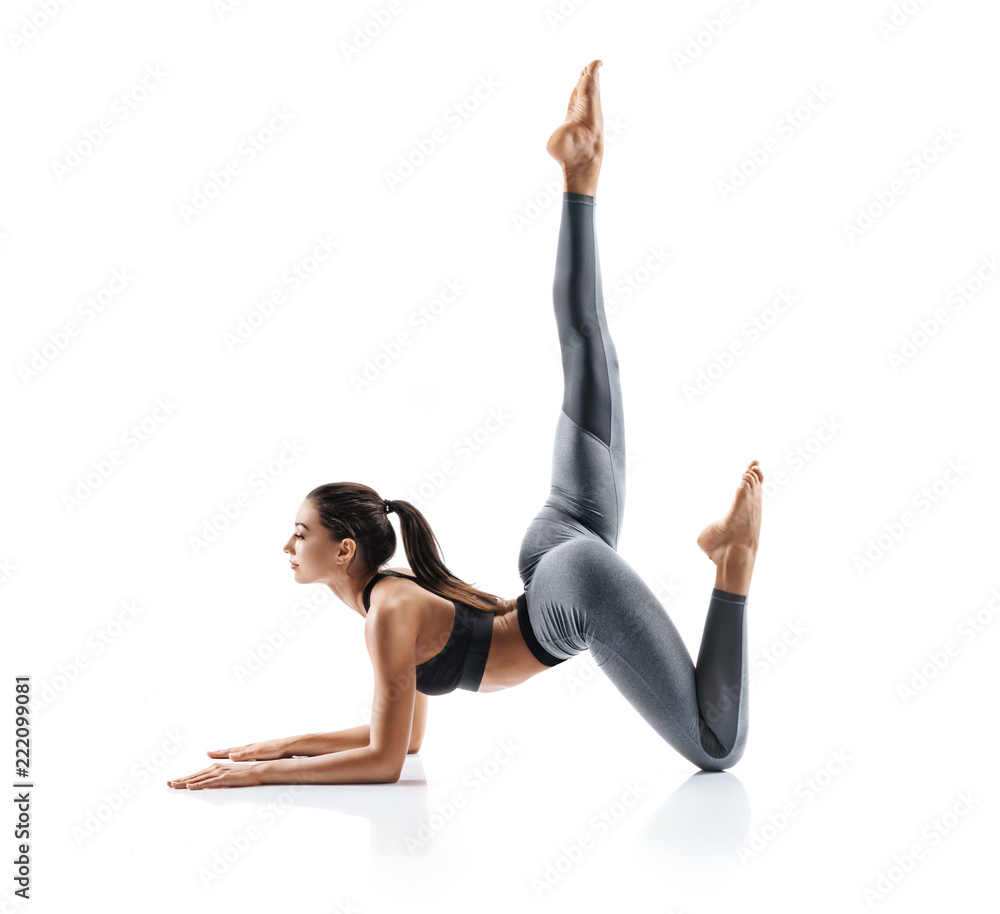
[167,763,217,787]
[205,743,260,760]
[206,744,255,758]
[205,739,289,761]
[181,775,219,789]
[206,747,235,758]
[167,760,260,789]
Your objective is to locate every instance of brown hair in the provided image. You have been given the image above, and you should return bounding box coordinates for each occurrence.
[305,482,510,614]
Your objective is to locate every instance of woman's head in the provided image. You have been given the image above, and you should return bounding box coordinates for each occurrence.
[282,481,501,611]
[283,483,392,585]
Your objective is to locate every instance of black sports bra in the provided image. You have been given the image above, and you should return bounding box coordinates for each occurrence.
[361,570,496,696]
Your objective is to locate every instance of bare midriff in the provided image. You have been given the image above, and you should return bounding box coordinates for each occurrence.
[381,569,553,693]
[477,597,552,692]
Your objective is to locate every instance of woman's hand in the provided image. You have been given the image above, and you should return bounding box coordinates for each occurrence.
[206,739,290,761]
[166,759,262,790]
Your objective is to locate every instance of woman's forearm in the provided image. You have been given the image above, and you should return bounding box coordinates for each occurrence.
[284,725,371,756]
[256,746,399,785]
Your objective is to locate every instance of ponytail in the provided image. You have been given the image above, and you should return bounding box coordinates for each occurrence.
[305,482,509,614]
[388,499,503,613]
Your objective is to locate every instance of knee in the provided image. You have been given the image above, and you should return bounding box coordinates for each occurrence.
[696,753,739,773]
[694,734,746,773]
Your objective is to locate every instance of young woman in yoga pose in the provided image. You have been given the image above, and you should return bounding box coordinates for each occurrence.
[168,59,763,791]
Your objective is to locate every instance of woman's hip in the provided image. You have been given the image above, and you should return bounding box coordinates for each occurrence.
[519,535,624,660]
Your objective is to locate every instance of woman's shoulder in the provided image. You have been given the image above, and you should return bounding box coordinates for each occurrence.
[366,568,424,612]
[375,568,515,615]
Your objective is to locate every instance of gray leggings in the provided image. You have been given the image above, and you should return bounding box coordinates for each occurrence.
[515,192,749,772]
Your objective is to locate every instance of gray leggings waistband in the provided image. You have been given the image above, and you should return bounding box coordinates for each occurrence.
[516,591,567,667]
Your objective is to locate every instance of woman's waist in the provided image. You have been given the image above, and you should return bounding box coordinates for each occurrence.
[479,597,554,691]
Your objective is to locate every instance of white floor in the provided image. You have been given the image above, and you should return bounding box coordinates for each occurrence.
[15,639,994,914]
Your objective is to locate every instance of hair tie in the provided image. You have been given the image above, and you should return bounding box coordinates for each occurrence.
[384,499,394,514]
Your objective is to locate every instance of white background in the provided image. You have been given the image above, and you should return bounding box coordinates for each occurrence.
[2,0,998,911]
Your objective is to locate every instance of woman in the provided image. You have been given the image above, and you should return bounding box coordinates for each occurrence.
[168,59,763,790]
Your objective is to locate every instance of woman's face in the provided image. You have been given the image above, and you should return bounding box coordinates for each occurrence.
[283,499,339,584]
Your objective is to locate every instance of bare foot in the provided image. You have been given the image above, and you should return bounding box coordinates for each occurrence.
[546,59,604,195]
[697,460,763,595]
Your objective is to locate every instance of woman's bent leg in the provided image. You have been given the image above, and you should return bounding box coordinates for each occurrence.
[530,537,749,770]
[518,193,627,587]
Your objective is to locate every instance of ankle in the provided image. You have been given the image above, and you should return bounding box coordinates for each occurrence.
[564,175,599,195]
[714,545,756,596]
[563,161,601,196]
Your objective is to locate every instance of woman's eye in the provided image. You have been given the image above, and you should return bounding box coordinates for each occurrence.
[295,534,303,539]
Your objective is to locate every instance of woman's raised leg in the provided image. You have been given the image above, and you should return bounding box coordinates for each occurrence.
[518,60,627,586]
[514,61,765,769]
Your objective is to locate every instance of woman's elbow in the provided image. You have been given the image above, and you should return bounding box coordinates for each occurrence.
[375,748,407,783]
[369,759,403,783]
